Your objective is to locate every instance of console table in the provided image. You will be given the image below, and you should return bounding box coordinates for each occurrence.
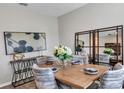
[10,57,38,87]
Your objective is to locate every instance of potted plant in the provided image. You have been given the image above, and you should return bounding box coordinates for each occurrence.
[103,48,114,55]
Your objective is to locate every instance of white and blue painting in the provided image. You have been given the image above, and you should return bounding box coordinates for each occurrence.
[4,32,46,55]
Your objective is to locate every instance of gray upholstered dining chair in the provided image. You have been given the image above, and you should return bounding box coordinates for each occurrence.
[113,63,124,88]
[95,54,112,70]
[96,54,110,64]
[113,63,123,70]
[88,67,124,89]
[72,55,84,64]
[99,68,124,89]
[82,55,89,64]
[32,64,58,89]
[71,55,88,65]
[36,56,48,65]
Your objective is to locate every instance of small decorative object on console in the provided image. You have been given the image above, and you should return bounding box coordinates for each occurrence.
[12,53,25,60]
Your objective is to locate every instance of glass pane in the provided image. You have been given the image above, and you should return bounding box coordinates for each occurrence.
[99,47,105,54]
[82,47,91,63]
[97,48,110,64]
[83,47,90,55]
[118,30,123,61]
[78,34,89,46]
[99,30,117,46]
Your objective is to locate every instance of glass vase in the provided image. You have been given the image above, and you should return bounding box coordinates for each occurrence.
[61,60,71,70]
[59,60,66,70]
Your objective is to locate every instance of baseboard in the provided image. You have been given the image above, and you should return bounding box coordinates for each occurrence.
[0,81,11,88]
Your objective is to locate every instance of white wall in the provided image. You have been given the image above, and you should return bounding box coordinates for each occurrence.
[58,3,124,58]
[0,4,59,85]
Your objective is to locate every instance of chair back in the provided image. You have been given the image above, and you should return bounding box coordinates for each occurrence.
[32,64,58,89]
[47,56,58,62]
[96,54,110,64]
[113,63,123,70]
[72,55,84,64]
[113,63,124,88]
[100,67,124,89]
[36,56,47,65]
[82,55,89,64]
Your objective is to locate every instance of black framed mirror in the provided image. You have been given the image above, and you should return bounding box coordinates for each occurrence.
[75,25,123,66]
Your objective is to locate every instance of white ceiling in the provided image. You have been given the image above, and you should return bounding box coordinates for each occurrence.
[19,3,87,17]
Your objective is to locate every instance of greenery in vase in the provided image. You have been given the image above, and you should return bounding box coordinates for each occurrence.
[54,45,72,62]
[103,48,114,55]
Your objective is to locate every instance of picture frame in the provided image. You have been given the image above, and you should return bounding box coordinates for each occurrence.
[4,32,47,55]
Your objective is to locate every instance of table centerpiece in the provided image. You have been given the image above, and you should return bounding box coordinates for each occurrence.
[54,45,72,69]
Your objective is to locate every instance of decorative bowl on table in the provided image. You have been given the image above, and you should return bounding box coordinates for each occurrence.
[51,67,59,73]
[82,67,98,75]
[71,61,81,65]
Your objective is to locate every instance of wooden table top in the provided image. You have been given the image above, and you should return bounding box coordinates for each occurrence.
[55,64,108,89]
[39,64,108,89]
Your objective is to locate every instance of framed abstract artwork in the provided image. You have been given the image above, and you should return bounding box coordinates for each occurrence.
[4,32,47,55]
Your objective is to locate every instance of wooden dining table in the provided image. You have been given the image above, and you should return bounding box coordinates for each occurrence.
[39,64,109,89]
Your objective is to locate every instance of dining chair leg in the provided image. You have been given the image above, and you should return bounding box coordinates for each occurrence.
[34,81,38,89]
